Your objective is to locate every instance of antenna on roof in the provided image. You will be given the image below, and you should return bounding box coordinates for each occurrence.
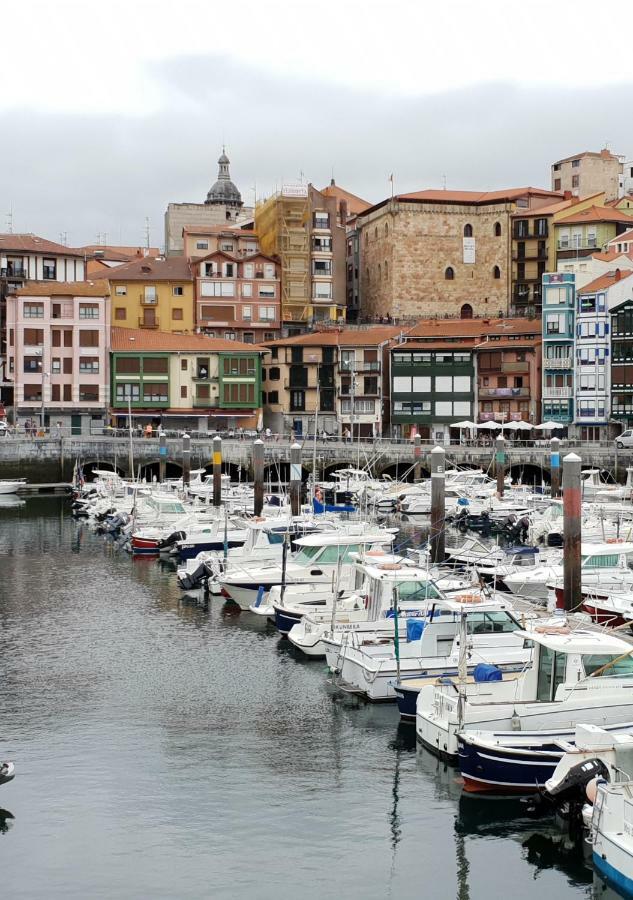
[442,174,447,190]
[144,217,150,251]
[6,205,13,234]
[59,232,67,246]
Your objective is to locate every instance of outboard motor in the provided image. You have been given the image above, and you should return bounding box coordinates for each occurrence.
[178,561,208,591]
[157,530,186,551]
[523,757,610,839]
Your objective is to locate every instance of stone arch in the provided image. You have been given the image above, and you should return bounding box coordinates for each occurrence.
[202,461,244,482]
[507,463,550,487]
[378,462,420,482]
[463,223,473,237]
[460,303,473,319]
[137,460,183,481]
[494,221,502,236]
[445,266,455,280]
[82,460,126,482]
[493,265,501,279]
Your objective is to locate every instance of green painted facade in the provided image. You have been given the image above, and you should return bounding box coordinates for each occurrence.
[111,352,170,408]
[218,352,262,409]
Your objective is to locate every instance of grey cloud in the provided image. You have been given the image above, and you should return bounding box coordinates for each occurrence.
[1,54,631,247]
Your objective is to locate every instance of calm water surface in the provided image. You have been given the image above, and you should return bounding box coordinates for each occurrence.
[0,499,610,898]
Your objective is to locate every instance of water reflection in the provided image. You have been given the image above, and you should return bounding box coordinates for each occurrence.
[0,808,15,834]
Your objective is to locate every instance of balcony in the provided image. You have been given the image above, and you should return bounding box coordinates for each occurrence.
[340,361,380,373]
[543,386,573,399]
[1,266,27,279]
[513,287,531,302]
[512,248,548,261]
[193,398,213,408]
[544,356,573,369]
[479,387,530,398]
[140,294,158,305]
[501,361,529,374]
[138,316,159,328]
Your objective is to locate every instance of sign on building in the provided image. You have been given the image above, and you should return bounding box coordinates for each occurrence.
[463,238,476,264]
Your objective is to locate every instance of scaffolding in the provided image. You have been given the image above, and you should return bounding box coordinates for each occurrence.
[255,188,311,324]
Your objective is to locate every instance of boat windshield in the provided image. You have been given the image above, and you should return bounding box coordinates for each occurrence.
[397,580,442,602]
[294,545,322,564]
[466,611,521,634]
[158,501,186,514]
[583,653,633,677]
[582,554,620,568]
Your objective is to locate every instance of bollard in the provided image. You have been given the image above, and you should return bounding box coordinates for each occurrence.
[550,436,560,499]
[182,433,191,487]
[430,445,446,565]
[290,442,301,517]
[213,435,222,508]
[159,431,167,483]
[413,434,422,482]
[562,452,582,612]
[253,439,264,517]
[495,435,506,497]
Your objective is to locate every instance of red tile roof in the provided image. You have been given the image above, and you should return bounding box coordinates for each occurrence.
[552,149,621,165]
[262,326,404,348]
[319,182,372,217]
[405,317,540,339]
[556,205,633,226]
[79,244,160,259]
[592,249,633,263]
[396,187,560,205]
[105,256,193,282]
[15,280,109,297]
[111,327,264,353]
[578,270,633,294]
[510,193,605,219]
[0,233,85,257]
[608,228,633,244]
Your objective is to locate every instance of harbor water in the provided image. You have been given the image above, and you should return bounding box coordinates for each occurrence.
[0,498,613,899]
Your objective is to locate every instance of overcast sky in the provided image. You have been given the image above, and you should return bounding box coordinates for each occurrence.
[2,0,631,249]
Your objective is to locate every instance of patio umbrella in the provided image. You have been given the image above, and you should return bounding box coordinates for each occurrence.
[476,421,502,430]
[510,420,533,431]
[534,421,562,431]
[450,420,477,429]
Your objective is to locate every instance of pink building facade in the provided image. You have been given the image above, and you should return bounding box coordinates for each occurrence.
[6,281,111,434]
[195,250,281,343]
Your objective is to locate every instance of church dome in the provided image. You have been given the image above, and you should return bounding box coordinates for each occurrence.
[205,149,243,208]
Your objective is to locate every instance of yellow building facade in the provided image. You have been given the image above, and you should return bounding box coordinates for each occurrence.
[106,256,195,333]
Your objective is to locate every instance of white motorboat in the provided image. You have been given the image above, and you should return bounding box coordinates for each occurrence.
[0,479,26,495]
[286,556,476,656]
[416,619,633,762]
[0,761,15,786]
[324,590,532,702]
[501,541,633,602]
[218,528,396,611]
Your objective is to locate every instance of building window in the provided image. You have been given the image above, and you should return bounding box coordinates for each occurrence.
[224,263,235,277]
[243,333,254,344]
[79,330,99,347]
[79,304,99,318]
[79,358,99,373]
[313,259,332,276]
[242,283,253,297]
[378,263,381,281]
[494,222,501,237]
[172,308,183,320]
[243,305,252,320]
[115,286,127,296]
[258,287,275,298]
[51,384,60,401]
[290,390,305,411]
[221,243,234,252]
[463,224,473,237]
[116,383,140,401]
[23,303,44,318]
[269,367,280,380]
[264,332,275,342]
[571,175,580,189]
[460,303,473,319]
[63,357,73,374]
[554,178,561,191]
[143,357,169,374]
[180,385,187,399]
[115,308,126,320]
[144,286,157,303]
[79,385,99,402]
[374,226,378,239]
[384,261,388,280]
[116,357,141,374]
[43,259,56,279]
[493,265,501,279]
[62,384,71,402]
[259,306,276,321]
[267,391,279,404]
[172,286,184,296]
[445,267,455,280]
[52,358,61,374]
[23,356,42,373]
[571,159,580,168]
[196,384,210,400]
[196,358,209,378]
[143,384,168,402]
[313,212,330,229]
[196,241,209,250]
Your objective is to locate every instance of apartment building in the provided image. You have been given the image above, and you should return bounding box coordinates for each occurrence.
[389,317,541,441]
[607,229,633,257]
[194,250,280,343]
[0,234,86,393]
[6,281,110,434]
[79,245,159,277]
[554,206,633,267]
[551,149,623,201]
[357,187,560,322]
[611,291,633,430]
[541,273,576,426]
[260,327,400,437]
[183,226,259,260]
[110,327,263,432]
[255,184,346,330]
[106,256,195,334]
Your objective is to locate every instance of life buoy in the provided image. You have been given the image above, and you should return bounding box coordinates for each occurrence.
[454,593,483,603]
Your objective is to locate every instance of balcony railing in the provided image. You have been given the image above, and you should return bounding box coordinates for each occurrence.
[140,294,158,305]
[1,267,27,279]
[192,398,213,408]
[544,356,573,369]
[501,361,529,374]
[479,387,530,398]
[138,316,159,328]
[543,386,573,399]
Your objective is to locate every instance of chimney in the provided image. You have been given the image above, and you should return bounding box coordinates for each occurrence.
[339,199,348,224]
[615,268,622,281]
[563,191,573,200]
[330,178,335,186]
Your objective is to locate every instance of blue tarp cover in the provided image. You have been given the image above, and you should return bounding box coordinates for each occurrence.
[406,619,425,642]
[473,663,503,682]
